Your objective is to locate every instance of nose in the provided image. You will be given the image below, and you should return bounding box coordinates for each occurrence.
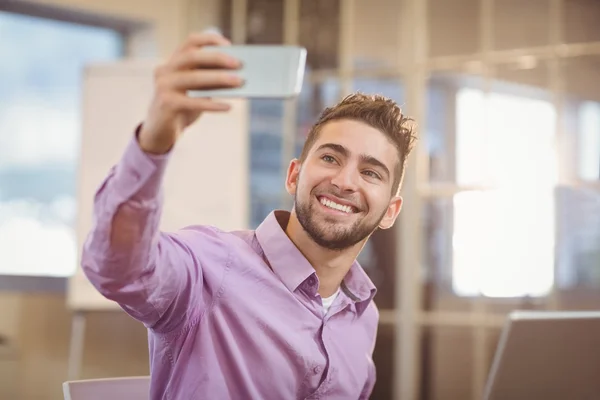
[330,165,359,193]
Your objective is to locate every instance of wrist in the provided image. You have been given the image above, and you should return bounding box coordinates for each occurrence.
[137,125,175,155]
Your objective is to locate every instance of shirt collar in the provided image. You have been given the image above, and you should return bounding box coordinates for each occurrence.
[255,210,377,315]
[255,210,315,293]
[341,261,377,315]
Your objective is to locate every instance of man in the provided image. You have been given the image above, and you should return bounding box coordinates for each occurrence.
[82,31,416,399]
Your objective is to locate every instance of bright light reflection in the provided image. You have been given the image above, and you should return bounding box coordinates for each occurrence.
[453,88,557,297]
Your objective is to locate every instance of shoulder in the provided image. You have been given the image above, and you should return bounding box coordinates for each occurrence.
[177,224,253,242]
[362,301,380,329]
[354,300,379,355]
[173,224,261,258]
[353,299,379,341]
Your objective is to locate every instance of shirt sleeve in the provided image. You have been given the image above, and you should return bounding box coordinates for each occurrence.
[81,128,229,334]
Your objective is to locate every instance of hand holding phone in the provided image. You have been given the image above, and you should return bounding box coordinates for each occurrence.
[188,45,307,99]
[138,32,245,154]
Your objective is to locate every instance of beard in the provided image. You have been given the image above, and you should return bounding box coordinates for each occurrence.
[294,191,388,251]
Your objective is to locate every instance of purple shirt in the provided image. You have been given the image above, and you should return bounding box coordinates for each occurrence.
[81,134,379,400]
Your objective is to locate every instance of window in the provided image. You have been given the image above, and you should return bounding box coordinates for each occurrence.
[0,12,123,277]
[578,101,600,181]
[452,88,557,297]
[249,99,285,228]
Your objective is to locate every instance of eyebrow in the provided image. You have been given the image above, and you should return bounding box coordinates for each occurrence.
[316,143,391,179]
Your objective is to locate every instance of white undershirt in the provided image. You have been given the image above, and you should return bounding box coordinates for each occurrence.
[321,289,340,315]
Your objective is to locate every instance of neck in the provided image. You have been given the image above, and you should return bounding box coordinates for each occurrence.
[285,209,365,298]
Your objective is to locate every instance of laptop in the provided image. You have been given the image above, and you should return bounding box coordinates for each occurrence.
[483,310,600,400]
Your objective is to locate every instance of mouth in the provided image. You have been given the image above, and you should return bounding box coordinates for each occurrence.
[317,195,360,215]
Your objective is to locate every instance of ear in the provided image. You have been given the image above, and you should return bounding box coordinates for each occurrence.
[378,195,403,230]
[285,159,301,196]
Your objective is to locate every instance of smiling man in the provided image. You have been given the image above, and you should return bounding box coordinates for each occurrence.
[81,32,416,400]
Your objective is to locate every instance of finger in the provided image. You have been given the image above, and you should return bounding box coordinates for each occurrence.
[166,70,244,91]
[179,31,231,52]
[170,49,242,71]
[175,96,232,112]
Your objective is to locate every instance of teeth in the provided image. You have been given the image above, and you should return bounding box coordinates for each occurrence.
[320,197,353,214]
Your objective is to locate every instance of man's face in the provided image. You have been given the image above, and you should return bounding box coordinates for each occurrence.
[286,119,403,251]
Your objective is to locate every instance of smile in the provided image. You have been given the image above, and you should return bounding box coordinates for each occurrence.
[317,196,358,214]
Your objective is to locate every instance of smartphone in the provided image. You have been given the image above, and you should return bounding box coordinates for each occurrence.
[188,45,307,99]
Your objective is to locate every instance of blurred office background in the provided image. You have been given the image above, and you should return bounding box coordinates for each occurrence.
[1,0,600,399]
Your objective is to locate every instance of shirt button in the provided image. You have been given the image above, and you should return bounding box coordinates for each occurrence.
[313,366,322,374]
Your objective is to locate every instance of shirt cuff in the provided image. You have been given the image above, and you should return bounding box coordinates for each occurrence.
[112,124,172,202]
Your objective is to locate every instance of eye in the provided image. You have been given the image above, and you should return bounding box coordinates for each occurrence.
[321,154,337,163]
[362,170,381,180]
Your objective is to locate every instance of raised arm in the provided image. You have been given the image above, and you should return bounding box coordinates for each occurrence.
[81,32,244,334]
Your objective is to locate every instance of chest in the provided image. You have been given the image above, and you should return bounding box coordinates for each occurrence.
[202,270,373,398]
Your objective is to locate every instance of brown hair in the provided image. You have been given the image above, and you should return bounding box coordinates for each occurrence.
[299,92,418,195]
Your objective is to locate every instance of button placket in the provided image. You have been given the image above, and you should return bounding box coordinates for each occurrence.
[313,319,333,397]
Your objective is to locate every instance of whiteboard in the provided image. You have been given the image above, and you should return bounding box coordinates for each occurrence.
[67,61,249,311]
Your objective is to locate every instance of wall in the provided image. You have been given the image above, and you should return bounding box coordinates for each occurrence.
[0,1,222,399]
